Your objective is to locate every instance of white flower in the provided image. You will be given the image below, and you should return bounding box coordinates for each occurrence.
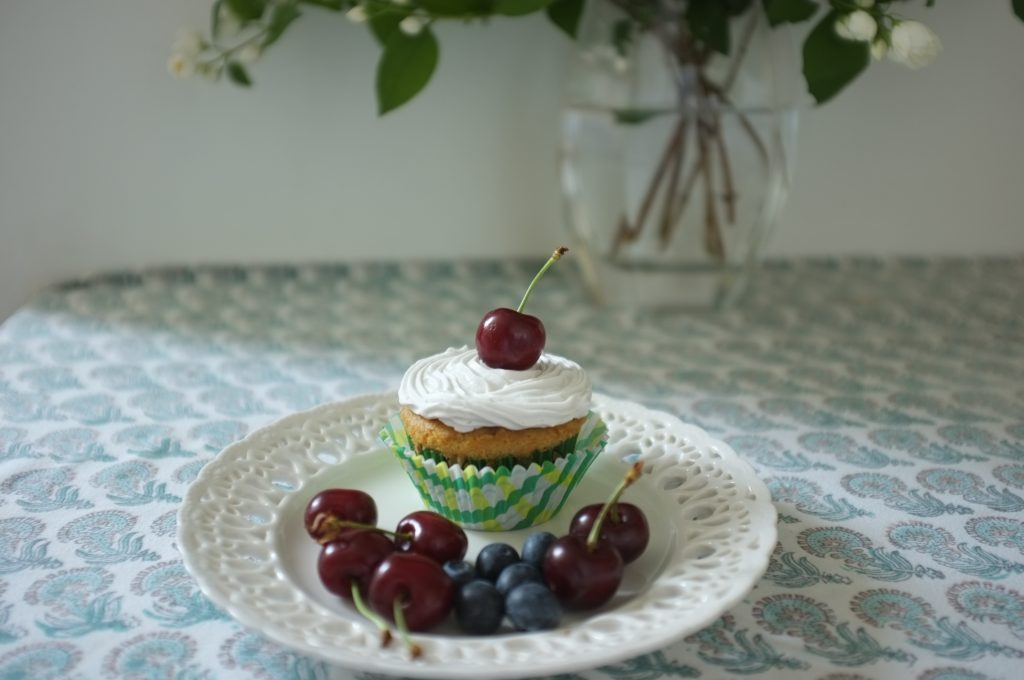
[835,10,877,43]
[889,21,941,69]
[172,28,203,58]
[196,63,222,82]
[217,5,241,38]
[238,44,261,64]
[870,38,887,61]
[167,53,194,79]
[345,5,368,23]
[854,0,874,8]
[399,15,424,36]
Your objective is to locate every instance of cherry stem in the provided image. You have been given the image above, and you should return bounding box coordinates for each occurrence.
[351,582,393,647]
[516,246,568,313]
[315,517,413,545]
[586,461,643,551]
[393,597,423,659]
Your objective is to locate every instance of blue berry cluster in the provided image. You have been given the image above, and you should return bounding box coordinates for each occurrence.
[444,531,561,634]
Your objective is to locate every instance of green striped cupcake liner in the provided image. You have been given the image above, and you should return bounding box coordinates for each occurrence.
[379,412,607,531]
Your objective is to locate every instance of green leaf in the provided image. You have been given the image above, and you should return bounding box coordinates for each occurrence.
[762,0,818,26]
[545,0,584,39]
[263,4,301,49]
[300,0,343,9]
[225,0,266,22]
[802,10,869,104]
[611,17,635,57]
[227,61,253,87]
[494,0,552,16]
[613,108,661,125]
[725,0,755,16]
[211,0,224,39]
[686,0,730,54]
[376,27,440,115]
[415,0,489,16]
[1014,0,1024,22]
[369,12,405,45]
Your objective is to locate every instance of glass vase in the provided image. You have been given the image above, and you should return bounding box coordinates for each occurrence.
[559,1,800,310]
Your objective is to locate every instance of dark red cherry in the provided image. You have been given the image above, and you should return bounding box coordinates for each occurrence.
[474,247,567,371]
[317,530,395,600]
[394,511,468,565]
[475,308,545,370]
[368,553,455,632]
[304,488,377,544]
[542,534,623,610]
[569,502,650,564]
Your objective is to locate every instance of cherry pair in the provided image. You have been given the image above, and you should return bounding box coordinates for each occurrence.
[543,462,650,609]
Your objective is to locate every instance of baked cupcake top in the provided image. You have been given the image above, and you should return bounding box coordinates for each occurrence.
[398,346,591,432]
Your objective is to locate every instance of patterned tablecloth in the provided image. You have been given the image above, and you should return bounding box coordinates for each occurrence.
[0,258,1022,680]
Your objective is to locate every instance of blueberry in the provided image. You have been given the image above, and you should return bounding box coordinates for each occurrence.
[455,579,505,635]
[495,562,541,596]
[443,560,476,587]
[505,582,561,631]
[476,543,520,582]
[521,531,556,569]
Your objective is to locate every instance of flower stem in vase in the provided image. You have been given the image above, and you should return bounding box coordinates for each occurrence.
[605,4,771,265]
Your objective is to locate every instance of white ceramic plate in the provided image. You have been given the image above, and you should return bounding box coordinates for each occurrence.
[178,392,776,679]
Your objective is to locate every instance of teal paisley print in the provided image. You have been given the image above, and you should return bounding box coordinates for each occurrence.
[0,582,27,643]
[841,473,973,517]
[766,477,872,522]
[131,561,227,628]
[0,259,1021,679]
[0,642,83,679]
[867,429,988,465]
[219,631,330,680]
[764,543,852,588]
[916,468,1024,513]
[0,517,62,574]
[887,521,1024,580]
[24,568,135,637]
[1,467,92,513]
[964,516,1024,555]
[850,589,1024,660]
[752,594,912,666]
[684,614,808,674]
[798,527,944,582]
[799,433,913,469]
[56,511,159,565]
[102,632,210,680]
[726,435,835,473]
[947,581,1024,640]
[89,462,181,506]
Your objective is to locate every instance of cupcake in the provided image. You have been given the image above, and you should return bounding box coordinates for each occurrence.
[379,248,607,530]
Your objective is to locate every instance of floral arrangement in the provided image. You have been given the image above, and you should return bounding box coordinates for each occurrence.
[168,1,1022,271]
[170,1,1023,112]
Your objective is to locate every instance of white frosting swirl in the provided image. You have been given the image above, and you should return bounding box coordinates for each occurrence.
[398,346,592,432]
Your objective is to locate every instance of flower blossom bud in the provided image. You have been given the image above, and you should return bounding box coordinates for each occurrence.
[870,39,887,61]
[346,5,368,23]
[835,10,877,43]
[238,44,261,64]
[196,63,222,82]
[167,53,194,79]
[889,21,941,70]
[217,6,241,38]
[173,28,204,58]
[399,15,424,36]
